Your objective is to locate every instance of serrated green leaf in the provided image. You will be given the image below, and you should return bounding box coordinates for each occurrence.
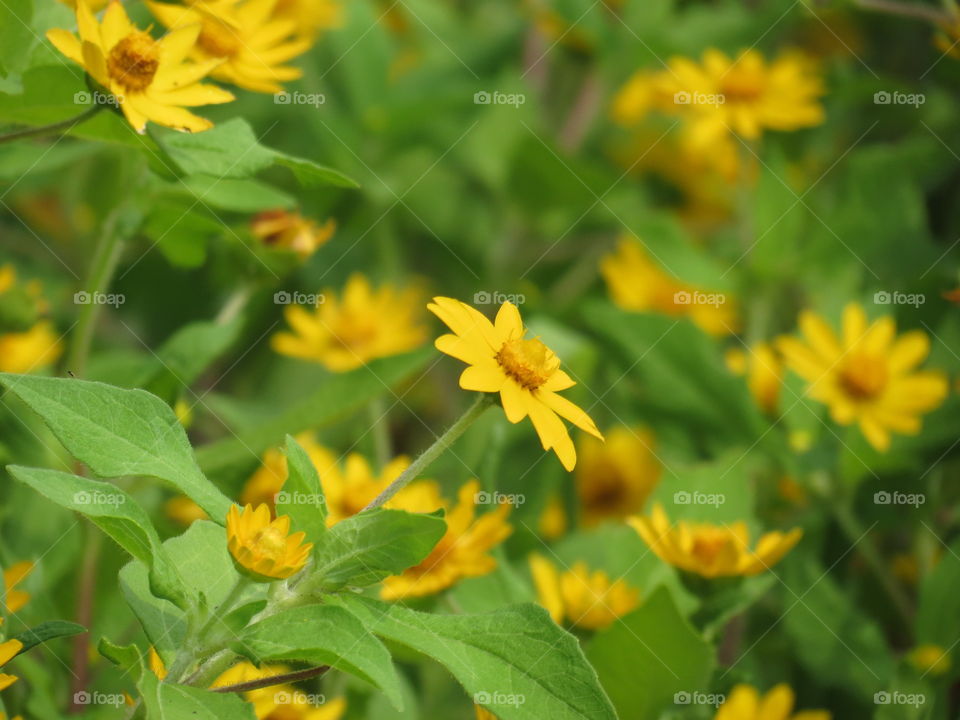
[0,374,231,521]
[236,604,402,708]
[332,595,617,720]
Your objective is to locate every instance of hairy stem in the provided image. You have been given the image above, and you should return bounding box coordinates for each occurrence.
[0,106,103,145]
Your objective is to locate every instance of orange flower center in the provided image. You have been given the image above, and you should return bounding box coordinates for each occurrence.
[106,32,160,92]
[691,532,729,566]
[839,354,887,401]
[495,337,558,391]
[720,70,764,104]
[199,17,241,57]
[251,525,287,561]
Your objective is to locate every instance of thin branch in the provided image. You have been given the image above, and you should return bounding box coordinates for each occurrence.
[211,665,330,694]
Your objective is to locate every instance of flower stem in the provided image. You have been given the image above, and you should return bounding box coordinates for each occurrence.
[363,394,492,511]
[211,665,329,693]
[0,106,103,145]
[369,395,392,470]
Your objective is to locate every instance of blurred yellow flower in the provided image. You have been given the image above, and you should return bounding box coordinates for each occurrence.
[251,210,336,260]
[58,0,109,12]
[429,297,602,471]
[777,303,948,452]
[272,274,427,372]
[537,493,567,541]
[714,684,830,720]
[165,495,209,525]
[475,705,499,720]
[148,0,313,93]
[0,265,62,374]
[600,236,738,336]
[2,562,33,614]
[725,342,783,413]
[226,504,313,581]
[0,639,23,691]
[275,0,343,38]
[909,644,951,676]
[381,480,512,600]
[665,48,825,148]
[47,1,234,133]
[240,433,333,511]
[213,661,347,719]
[629,504,802,578]
[576,426,660,526]
[529,554,639,630]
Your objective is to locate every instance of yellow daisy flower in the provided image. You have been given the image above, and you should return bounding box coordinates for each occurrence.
[714,684,830,720]
[600,236,738,337]
[272,274,427,373]
[0,638,23,691]
[629,504,802,579]
[46,1,234,133]
[666,48,825,149]
[2,562,33,615]
[239,433,333,510]
[0,265,62,374]
[428,297,602,471]
[226,504,313,581]
[213,661,347,719]
[909,644,951,676]
[576,426,660,527]
[251,210,336,260]
[776,303,949,452]
[529,554,640,630]
[148,0,314,94]
[725,342,783,414]
[380,480,512,600]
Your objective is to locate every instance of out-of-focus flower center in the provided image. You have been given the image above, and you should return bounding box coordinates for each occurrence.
[496,337,558,390]
[691,532,729,565]
[720,71,764,104]
[839,354,887,401]
[581,463,628,510]
[199,17,241,57]
[252,525,286,560]
[107,32,160,91]
[332,319,378,351]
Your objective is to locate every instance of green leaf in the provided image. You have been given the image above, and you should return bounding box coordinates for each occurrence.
[12,620,86,653]
[312,508,446,589]
[273,152,359,189]
[0,374,231,521]
[333,595,617,720]
[98,638,143,680]
[195,348,432,475]
[8,466,188,608]
[236,605,403,708]
[275,434,327,542]
[179,174,294,212]
[138,670,257,720]
[916,537,960,645]
[586,587,714,720]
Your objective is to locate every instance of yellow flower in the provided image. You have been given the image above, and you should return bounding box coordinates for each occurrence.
[226,504,313,581]
[529,554,639,630]
[47,1,234,133]
[272,274,427,372]
[600,236,738,336]
[629,504,802,578]
[537,493,567,541]
[381,480,512,600]
[2,562,33,614]
[148,646,168,680]
[576,426,660,526]
[0,265,62,374]
[165,495,209,525]
[475,705,499,720]
[251,210,336,259]
[240,433,332,510]
[776,303,949,452]
[274,0,343,39]
[58,0,108,11]
[725,342,783,414]
[909,644,951,676]
[714,684,830,720]
[148,0,314,93]
[0,638,23,691]
[665,49,825,148]
[428,297,602,471]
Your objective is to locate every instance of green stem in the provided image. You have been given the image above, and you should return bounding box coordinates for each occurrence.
[852,0,953,24]
[0,106,103,145]
[363,394,492,510]
[65,212,128,377]
[369,395,392,470]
